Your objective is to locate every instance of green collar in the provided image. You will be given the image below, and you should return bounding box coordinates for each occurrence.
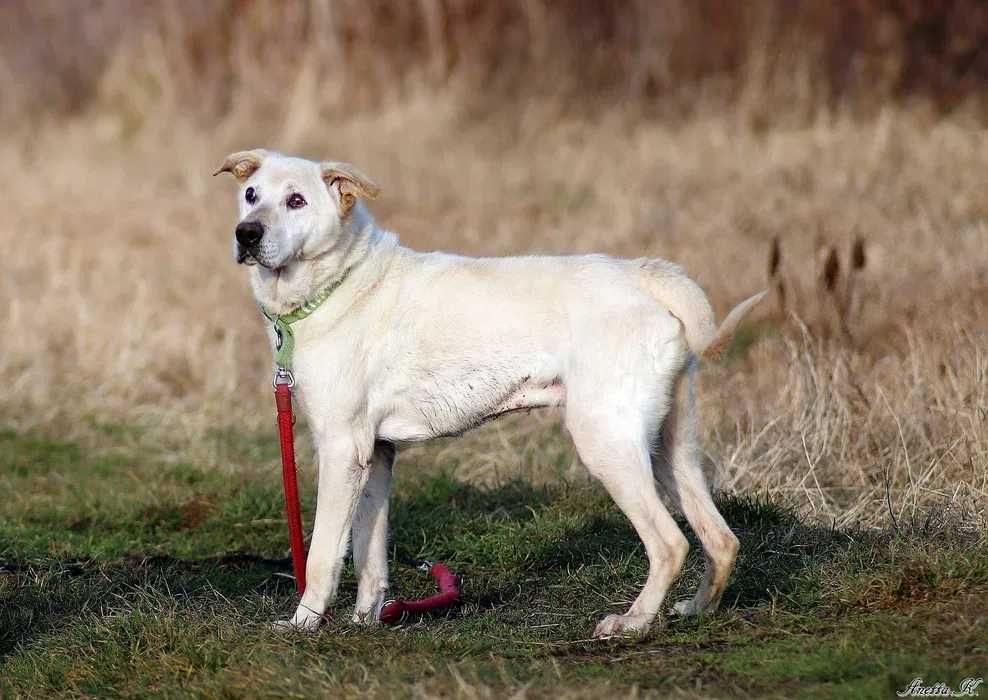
[259,267,352,373]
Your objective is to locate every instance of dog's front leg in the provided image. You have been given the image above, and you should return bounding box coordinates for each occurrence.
[282,433,370,631]
[351,441,395,623]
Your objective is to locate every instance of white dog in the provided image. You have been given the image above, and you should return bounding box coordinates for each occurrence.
[215,149,764,637]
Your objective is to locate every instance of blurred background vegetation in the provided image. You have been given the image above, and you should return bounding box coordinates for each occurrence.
[2,0,986,128]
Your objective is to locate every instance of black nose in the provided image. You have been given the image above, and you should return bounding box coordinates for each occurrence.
[235,220,264,247]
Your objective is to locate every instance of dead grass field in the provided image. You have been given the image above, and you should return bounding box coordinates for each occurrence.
[2,101,984,530]
[1,2,986,697]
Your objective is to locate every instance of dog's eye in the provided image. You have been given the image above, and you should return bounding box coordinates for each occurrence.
[287,193,307,209]
[245,187,257,205]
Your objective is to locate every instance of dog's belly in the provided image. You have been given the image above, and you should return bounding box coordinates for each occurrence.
[377,375,566,443]
[481,377,566,421]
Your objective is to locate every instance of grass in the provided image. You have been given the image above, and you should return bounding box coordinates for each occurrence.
[2,427,985,698]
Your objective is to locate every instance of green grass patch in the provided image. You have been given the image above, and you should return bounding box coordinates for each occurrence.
[1,428,985,698]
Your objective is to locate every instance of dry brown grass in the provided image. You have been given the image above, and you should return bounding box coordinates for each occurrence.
[0,3,985,531]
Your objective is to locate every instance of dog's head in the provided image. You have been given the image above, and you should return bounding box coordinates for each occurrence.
[213,149,379,270]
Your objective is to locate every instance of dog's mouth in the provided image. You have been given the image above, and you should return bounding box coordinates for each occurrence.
[236,246,287,272]
[236,246,262,267]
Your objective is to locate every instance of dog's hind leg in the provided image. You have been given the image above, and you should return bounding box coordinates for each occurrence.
[566,405,689,638]
[351,441,395,623]
[653,357,739,616]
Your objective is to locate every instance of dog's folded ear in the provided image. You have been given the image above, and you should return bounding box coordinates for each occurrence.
[321,161,379,216]
[213,149,267,181]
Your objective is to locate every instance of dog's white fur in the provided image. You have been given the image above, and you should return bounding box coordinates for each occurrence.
[215,149,765,637]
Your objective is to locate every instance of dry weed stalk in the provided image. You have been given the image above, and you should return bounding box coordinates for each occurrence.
[767,233,871,343]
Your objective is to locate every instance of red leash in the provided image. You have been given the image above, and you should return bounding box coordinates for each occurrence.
[273,379,460,619]
[275,381,307,594]
[379,559,460,623]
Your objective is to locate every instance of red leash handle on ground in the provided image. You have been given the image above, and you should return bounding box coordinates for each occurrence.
[379,562,460,623]
[275,381,307,595]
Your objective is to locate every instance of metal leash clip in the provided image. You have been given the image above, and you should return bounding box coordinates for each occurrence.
[399,555,434,572]
[272,365,296,388]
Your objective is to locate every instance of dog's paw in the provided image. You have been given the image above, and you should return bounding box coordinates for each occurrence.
[593,613,652,638]
[672,598,721,618]
[272,608,325,633]
[352,582,388,624]
[671,599,699,617]
[351,604,383,625]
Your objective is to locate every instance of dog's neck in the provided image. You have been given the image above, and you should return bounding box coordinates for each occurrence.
[249,205,395,316]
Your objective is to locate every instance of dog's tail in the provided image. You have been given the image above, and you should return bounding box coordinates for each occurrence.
[695,290,767,360]
[636,259,766,360]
